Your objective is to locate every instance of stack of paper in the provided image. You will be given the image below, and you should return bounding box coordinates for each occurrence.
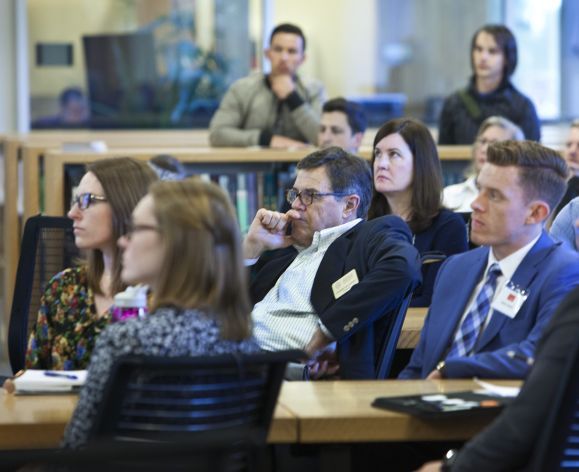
[13,370,87,394]
[474,378,521,398]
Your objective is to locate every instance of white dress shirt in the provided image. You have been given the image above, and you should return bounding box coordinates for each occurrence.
[443,176,478,212]
[252,218,362,351]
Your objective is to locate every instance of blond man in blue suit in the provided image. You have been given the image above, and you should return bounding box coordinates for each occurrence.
[400,141,579,380]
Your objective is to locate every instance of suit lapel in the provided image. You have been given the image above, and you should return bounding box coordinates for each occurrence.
[476,232,554,351]
[310,229,352,313]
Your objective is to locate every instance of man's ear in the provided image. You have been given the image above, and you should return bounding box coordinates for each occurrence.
[264,48,272,62]
[343,195,360,218]
[525,200,550,225]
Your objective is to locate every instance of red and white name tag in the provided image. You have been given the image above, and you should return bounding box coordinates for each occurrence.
[492,283,528,319]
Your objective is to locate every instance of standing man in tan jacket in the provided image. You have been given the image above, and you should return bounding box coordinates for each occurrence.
[209,23,325,148]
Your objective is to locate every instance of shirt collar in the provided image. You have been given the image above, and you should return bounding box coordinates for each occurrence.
[486,233,542,281]
[467,75,511,97]
[465,176,478,193]
[303,218,362,253]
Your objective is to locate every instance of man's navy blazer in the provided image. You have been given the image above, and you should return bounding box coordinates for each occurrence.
[250,215,422,379]
[399,231,579,379]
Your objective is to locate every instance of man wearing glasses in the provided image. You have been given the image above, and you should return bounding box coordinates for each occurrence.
[244,147,421,379]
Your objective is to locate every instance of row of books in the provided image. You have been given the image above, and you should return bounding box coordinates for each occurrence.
[197,163,467,233]
[197,168,296,234]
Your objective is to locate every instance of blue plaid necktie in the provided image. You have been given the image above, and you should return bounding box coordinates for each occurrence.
[446,263,502,359]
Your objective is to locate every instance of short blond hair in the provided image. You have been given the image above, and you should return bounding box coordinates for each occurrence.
[475,116,525,142]
[149,178,252,341]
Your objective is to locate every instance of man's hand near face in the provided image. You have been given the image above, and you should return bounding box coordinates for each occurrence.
[270,74,295,100]
[243,208,301,259]
[268,75,309,149]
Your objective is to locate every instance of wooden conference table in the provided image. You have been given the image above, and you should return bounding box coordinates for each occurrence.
[0,378,519,449]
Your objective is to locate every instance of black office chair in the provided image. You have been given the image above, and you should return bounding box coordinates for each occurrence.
[456,211,471,226]
[527,336,579,471]
[84,350,302,471]
[375,290,414,379]
[8,215,78,374]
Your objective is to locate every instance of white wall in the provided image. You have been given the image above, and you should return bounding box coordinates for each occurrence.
[272,0,378,97]
[27,0,140,97]
[377,0,501,111]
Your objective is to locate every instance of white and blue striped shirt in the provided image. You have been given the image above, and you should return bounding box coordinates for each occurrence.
[252,219,361,351]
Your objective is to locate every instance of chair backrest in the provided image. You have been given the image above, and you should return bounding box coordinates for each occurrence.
[91,350,301,441]
[528,336,579,471]
[456,211,478,250]
[456,211,471,225]
[375,289,413,379]
[8,215,78,373]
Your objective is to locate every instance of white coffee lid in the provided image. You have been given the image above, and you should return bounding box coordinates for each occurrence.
[114,285,148,308]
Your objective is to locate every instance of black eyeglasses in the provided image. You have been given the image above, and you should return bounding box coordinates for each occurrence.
[70,193,107,210]
[286,188,347,206]
[124,222,161,240]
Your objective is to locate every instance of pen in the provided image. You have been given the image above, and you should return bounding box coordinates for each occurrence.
[506,351,534,366]
[44,371,78,380]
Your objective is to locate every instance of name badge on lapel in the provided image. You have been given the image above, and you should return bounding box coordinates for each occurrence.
[491,282,529,319]
[332,269,359,300]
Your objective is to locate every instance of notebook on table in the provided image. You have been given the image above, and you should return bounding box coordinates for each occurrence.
[372,391,514,419]
[12,370,87,395]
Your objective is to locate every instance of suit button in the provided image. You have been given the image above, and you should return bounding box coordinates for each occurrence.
[352,317,359,324]
[344,325,350,332]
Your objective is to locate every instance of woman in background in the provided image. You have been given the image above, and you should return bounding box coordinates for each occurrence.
[62,179,259,448]
[368,118,468,307]
[552,120,579,219]
[25,158,157,370]
[551,196,579,251]
[443,115,524,212]
[438,24,539,144]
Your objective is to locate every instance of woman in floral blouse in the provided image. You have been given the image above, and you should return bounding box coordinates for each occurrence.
[62,179,259,447]
[24,158,158,370]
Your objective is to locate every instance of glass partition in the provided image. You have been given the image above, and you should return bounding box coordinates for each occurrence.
[28,0,253,129]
